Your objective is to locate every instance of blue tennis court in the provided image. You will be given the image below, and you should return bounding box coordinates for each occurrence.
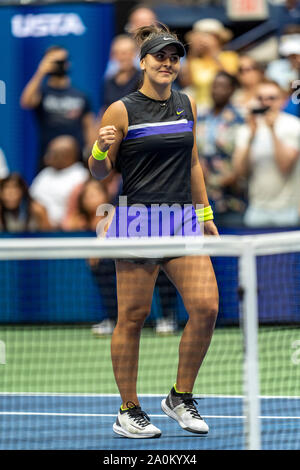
[1,394,299,450]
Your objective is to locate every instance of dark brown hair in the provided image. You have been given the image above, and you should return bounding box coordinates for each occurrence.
[133,23,179,49]
[0,173,33,231]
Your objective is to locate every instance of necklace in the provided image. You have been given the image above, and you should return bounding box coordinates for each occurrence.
[159,94,172,107]
[138,90,172,107]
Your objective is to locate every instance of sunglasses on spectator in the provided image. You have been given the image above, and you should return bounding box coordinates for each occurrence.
[238,66,258,73]
[257,95,280,101]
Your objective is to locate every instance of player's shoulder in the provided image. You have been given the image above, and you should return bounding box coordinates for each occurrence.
[102,100,128,128]
[174,90,196,116]
[120,90,142,104]
[172,89,191,101]
[105,99,127,116]
[105,92,142,119]
[172,89,194,105]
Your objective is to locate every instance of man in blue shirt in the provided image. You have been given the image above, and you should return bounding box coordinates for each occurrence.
[20,46,95,173]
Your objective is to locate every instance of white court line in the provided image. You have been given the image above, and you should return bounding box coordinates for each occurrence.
[0,412,127,417]
[0,392,242,398]
[0,412,244,419]
[1,392,300,399]
[1,393,299,421]
[0,412,300,419]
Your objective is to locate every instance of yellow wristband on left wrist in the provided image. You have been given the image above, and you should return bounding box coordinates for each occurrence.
[195,205,214,222]
[92,141,108,161]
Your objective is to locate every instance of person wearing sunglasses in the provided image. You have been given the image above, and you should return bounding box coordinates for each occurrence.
[233,79,300,227]
[232,55,265,118]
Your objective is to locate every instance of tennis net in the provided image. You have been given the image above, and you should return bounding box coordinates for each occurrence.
[0,233,300,450]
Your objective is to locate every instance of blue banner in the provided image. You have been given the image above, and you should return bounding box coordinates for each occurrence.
[0,2,115,183]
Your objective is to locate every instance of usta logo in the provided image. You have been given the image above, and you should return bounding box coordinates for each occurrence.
[11,13,86,38]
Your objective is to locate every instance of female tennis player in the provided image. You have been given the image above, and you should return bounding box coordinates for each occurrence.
[89,24,219,439]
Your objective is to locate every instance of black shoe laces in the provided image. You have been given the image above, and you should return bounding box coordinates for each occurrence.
[125,401,151,428]
[181,396,202,420]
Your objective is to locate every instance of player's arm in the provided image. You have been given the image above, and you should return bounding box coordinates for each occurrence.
[188,95,219,236]
[88,100,127,180]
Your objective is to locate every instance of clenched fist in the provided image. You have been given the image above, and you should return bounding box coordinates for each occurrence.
[97,125,117,152]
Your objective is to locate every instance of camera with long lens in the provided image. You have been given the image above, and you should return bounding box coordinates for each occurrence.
[250,106,270,115]
[50,59,68,77]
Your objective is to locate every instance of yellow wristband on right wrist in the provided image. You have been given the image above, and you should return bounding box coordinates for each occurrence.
[92,141,108,161]
[195,205,214,222]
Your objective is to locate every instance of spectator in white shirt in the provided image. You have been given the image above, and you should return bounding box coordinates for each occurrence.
[30,135,89,228]
[233,79,300,227]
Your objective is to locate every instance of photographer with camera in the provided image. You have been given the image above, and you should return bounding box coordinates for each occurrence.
[233,79,300,227]
[20,46,95,173]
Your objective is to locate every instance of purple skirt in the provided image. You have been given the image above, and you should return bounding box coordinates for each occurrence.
[104,204,202,264]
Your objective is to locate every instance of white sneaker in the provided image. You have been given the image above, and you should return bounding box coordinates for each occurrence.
[161,387,209,434]
[155,317,176,335]
[113,402,162,439]
[92,319,115,336]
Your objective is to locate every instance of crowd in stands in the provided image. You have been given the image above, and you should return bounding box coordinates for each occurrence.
[1,3,297,234]
[0,3,299,334]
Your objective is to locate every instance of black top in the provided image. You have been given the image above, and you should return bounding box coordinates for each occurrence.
[35,83,91,157]
[117,90,194,205]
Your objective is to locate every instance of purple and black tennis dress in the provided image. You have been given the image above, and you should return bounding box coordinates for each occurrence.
[105,89,202,259]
